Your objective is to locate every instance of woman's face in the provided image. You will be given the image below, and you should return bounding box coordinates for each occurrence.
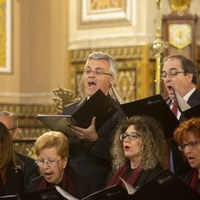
[182,131,200,169]
[36,147,68,184]
[122,125,142,167]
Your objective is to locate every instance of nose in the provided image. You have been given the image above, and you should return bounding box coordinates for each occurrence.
[87,70,96,77]
[183,145,191,153]
[42,162,50,168]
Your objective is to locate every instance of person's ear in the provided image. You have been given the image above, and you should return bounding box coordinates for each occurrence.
[12,128,20,139]
[108,76,114,86]
[63,158,68,169]
[186,73,193,82]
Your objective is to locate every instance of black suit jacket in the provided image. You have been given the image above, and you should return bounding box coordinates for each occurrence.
[0,164,24,195]
[165,88,200,176]
[165,89,200,122]
[16,153,40,192]
[63,94,126,192]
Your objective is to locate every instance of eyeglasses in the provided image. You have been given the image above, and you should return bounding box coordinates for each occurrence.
[161,69,185,79]
[119,132,140,141]
[178,140,200,151]
[83,68,113,77]
[8,127,16,131]
[35,158,62,167]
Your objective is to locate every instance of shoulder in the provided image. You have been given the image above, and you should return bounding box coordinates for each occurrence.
[190,88,200,99]
[16,153,35,163]
[188,89,200,106]
[141,165,163,181]
[181,168,196,183]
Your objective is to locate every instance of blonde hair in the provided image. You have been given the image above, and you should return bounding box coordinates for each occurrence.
[34,131,69,158]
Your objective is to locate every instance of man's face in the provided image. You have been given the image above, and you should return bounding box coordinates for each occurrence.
[0,116,17,139]
[162,58,193,99]
[83,59,114,97]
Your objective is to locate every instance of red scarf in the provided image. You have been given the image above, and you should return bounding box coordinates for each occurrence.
[38,167,75,196]
[189,169,200,194]
[107,164,142,188]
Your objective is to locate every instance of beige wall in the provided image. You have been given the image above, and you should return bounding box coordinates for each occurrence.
[0,0,69,104]
[0,0,199,104]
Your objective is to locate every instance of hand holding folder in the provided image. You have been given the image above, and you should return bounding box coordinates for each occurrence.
[36,90,117,136]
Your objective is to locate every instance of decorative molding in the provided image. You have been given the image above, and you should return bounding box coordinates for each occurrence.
[78,0,135,29]
[70,46,143,63]
[0,0,12,73]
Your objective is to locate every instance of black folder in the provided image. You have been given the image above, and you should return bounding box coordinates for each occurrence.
[120,94,180,139]
[20,187,63,200]
[19,185,131,200]
[82,184,132,200]
[36,89,117,136]
[183,103,200,119]
[132,169,199,200]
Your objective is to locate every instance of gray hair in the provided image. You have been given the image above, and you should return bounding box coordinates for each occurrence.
[86,52,118,77]
[0,111,18,129]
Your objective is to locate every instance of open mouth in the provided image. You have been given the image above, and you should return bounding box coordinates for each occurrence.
[44,172,53,179]
[88,81,96,88]
[124,145,130,151]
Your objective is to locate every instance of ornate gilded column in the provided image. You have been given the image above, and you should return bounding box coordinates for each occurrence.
[149,0,168,94]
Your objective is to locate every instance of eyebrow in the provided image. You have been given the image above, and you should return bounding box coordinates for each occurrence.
[85,66,104,69]
[162,67,180,72]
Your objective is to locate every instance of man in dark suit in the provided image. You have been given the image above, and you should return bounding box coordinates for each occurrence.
[161,54,200,176]
[0,111,40,192]
[63,52,126,192]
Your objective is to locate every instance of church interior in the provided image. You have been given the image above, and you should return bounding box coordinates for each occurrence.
[0,0,200,157]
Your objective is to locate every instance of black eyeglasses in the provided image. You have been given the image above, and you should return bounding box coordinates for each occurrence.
[178,140,200,151]
[161,69,185,79]
[83,68,113,77]
[119,132,140,141]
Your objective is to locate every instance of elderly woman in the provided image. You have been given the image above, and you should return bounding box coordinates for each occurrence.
[29,131,92,198]
[174,117,200,194]
[107,116,166,190]
[0,122,24,195]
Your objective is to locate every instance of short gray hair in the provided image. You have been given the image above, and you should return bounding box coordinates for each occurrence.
[86,52,118,77]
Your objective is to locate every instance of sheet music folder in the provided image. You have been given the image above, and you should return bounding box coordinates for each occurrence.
[120,94,180,139]
[132,169,199,200]
[36,89,117,135]
[19,184,132,200]
[82,184,132,200]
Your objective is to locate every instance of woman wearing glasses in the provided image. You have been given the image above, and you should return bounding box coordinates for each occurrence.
[29,131,92,198]
[106,116,166,189]
[174,117,200,194]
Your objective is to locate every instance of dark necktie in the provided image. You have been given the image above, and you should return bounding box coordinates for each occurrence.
[171,101,178,117]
